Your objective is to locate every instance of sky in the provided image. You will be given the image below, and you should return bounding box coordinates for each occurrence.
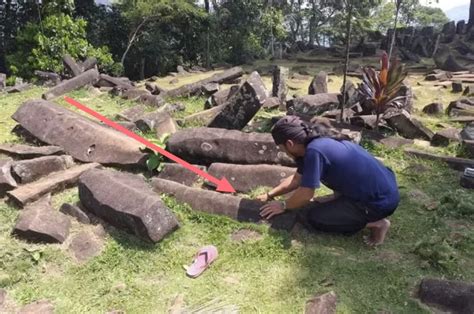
[429,0,469,11]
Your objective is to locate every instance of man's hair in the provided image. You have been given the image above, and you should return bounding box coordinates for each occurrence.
[271,115,349,145]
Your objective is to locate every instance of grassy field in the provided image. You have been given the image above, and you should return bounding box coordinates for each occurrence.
[0,61,473,313]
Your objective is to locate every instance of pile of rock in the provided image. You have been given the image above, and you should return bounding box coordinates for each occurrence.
[425,69,474,95]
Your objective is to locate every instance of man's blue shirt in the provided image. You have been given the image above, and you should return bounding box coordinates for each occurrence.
[296,138,400,212]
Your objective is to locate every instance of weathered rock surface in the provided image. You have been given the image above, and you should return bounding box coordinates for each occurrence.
[287,94,339,119]
[12,155,75,184]
[447,98,474,116]
[78,168,179,242]
[272,66,289,105]
[464,140,474,158]
[98,74,134,90]
[13,195,71,243]
[166,67,243,98]
[157,163,206,186]
[308,71,328,95]
[181,105,224,126]
[12,100,147,167]
[262,97,281,110]
[461,173,474,189]
[431,128,461,147]
[461,122,474,141]
[204,86,240,109]
[34,70,61,86]
[122,89,151,100]
[135,111,177,135]
[422,103,444,115]
[42,69,99,100]
[202,82,219,95]
[0,144,64,158]
[0,73,5,90]
[464,85,474,96]
[418,278,474,314]
[208,71,268,130]
[138,94,165,107]
[385,110,434,140]
[151,178,296,231]
[452,81,464,93]
[60,203,90,224]
[167,127,294,166]
[7,163,101,207]
[116,105,147,122]
[145,82,167,95]
[63,54,82,77]
[0,158,17,197]
[207,163,295,193]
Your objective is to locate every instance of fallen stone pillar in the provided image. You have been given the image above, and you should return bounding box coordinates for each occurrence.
[167,127,294,166]
[12,100,147,167]
[151,178,296,231]
[42,69,99,100]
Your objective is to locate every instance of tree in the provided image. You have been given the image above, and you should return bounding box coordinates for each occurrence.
[0,0,38,73]
[388,0,402,60]
[7,11,116,78]
[337,0,382,121]
[412,6,448,28]
[117,0,207,79]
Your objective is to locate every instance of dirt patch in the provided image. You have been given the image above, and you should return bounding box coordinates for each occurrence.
[230,229,263,242]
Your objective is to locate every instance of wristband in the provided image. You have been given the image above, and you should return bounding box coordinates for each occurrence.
[267,192,274,200]
[281,200,287,210]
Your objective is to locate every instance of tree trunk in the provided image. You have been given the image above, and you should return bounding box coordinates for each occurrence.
[469,0,474,28]
[340,2,353,122]
[388,0,402,60]
[204,0,210,68]
[120,18,149,66]
[308,0,316,46]
[140,57,145,81]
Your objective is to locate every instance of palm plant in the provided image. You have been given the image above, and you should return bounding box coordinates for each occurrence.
[358,52,408,130]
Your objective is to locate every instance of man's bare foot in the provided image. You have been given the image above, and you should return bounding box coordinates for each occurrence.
[364,219,391,247]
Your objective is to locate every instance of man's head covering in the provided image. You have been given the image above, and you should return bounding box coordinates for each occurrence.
[271,115,321,145]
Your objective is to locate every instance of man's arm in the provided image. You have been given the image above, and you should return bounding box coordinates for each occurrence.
[285,187,315,209]
[260,186,315,220]
[256,173,302,202]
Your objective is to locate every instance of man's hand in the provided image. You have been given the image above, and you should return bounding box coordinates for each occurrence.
[260,201,285,220]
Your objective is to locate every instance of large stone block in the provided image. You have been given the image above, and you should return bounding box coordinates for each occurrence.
[13,195,71,243]
[167,127,294,166]
[207,163,295,193]
[385,110,434,140]
[7,163,101,207]
[0,158,17,197]
[12,155,75,184]
[208,71,268,130]
[287,94,339,119]
[78,168,179,242]
[12,100,147,167]
[42,69,99,100]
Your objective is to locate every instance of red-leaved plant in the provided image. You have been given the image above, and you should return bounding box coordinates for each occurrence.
[358,52,408,130]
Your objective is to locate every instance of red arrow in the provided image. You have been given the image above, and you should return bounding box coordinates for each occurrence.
[64,96,236,193]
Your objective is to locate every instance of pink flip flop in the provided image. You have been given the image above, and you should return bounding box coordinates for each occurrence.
[186,245,218,278]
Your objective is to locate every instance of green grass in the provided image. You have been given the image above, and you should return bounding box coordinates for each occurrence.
[1,69,474,313]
